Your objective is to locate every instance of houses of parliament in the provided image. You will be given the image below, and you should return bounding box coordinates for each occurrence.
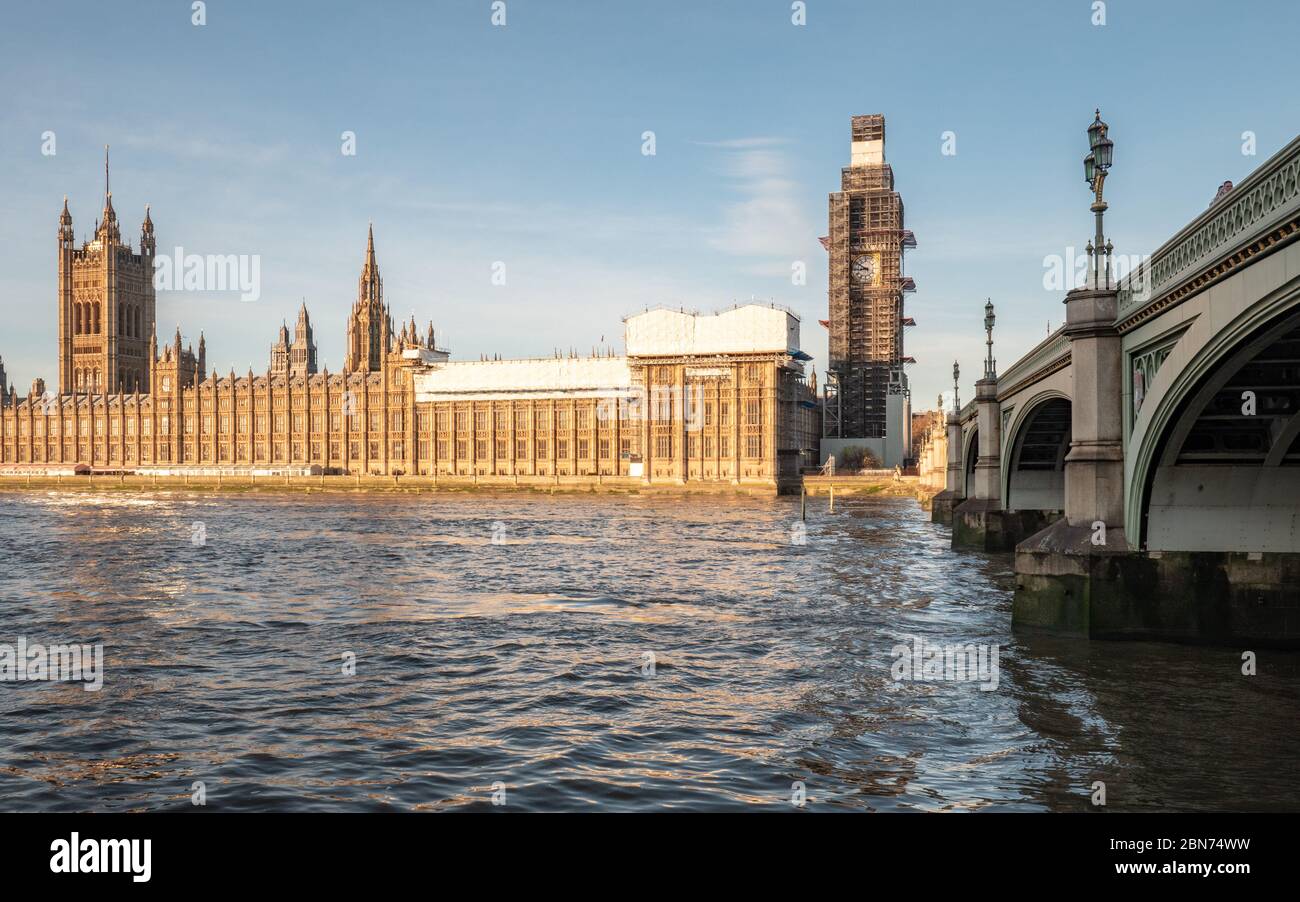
[0,164,820,488]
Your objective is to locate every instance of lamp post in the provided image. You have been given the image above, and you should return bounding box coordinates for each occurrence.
[1084,109,1115,288]
[952,360,960,412]
[983,299,996,379]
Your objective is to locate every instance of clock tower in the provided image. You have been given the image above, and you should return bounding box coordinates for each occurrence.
[823,114,913,449]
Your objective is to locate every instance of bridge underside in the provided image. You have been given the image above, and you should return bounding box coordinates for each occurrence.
[1146,318,1300,553]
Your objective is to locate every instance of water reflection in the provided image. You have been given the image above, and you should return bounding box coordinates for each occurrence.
[0,490,1296,811]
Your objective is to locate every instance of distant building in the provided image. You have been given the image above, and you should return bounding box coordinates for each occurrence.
[412,305,821,486]
[270,303,318,378]
[820,114,914,468]
[56,152,157,394]
[1,163,819,489]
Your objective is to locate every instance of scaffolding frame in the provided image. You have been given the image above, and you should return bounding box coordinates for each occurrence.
[824,114,911,439]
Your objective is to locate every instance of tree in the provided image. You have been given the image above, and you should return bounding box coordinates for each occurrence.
[838,445,881,473]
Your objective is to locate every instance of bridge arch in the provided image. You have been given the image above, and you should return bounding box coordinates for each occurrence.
[1132,298,1300,551]
[962,426,979,497]
[1001,392,1071,511]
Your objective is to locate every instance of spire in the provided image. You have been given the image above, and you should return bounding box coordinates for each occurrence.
[58,195,73,243]
[364,221,377,272]
[140,204,155,254]
[348,223,387,372]
[101,146,116,222]
[94,146,120,243]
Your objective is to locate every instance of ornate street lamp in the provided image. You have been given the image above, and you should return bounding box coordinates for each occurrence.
[1084,109,1115,288]
[952,360,960,411]
[983,299,996,379]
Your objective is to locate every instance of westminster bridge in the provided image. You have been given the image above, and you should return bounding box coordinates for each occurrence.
[932,129,1300,646]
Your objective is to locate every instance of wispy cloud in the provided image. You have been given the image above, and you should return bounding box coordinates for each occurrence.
[703,137,815,260]
[691,137,791,150]
[112,125,295,167]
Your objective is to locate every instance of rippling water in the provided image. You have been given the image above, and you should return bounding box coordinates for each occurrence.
[1,489,1297,812]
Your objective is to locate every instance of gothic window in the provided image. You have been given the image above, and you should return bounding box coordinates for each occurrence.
[93,304,100,333]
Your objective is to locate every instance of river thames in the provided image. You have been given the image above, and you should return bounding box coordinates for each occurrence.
[0,490,1296,812]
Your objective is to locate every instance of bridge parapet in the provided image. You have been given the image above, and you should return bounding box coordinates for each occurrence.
[1117,135,1300,328]
[996,326,1070,401]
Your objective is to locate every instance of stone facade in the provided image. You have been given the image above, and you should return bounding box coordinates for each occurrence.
[57,166,157,395]
[1,178,820,490]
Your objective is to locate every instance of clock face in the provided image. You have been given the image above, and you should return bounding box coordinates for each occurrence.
[851,255,876,284]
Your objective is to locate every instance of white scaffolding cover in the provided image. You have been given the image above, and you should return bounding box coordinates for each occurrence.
[624,305,800,358]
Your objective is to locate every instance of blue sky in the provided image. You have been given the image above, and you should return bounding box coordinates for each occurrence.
[2,0,1297,408]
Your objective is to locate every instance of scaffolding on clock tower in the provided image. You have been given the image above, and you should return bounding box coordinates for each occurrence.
[821,114,915,447]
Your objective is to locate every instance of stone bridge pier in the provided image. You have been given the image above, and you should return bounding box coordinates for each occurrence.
[1014,284,1132,635]
[951,309,1069,552]
[929,406,964,524]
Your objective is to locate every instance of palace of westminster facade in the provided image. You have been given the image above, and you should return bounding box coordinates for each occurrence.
[0,171,820,488]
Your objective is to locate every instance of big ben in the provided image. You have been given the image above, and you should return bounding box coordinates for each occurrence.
[823,114,914,455]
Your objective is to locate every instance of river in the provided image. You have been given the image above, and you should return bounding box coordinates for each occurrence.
[1,490,1296,811]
